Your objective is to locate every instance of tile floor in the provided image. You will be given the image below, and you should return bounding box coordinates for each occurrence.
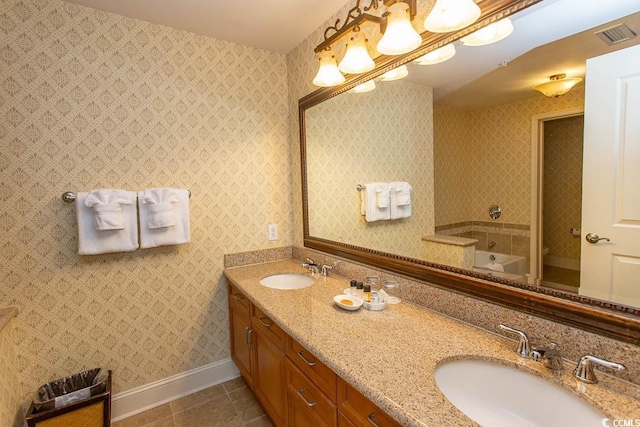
[542,265,580,291]
[112,377,273,427]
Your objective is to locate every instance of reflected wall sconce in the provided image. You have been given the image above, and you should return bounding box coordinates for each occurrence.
[534,73,582,97]
[414,43,456,65]
[461,18,513,46]
[349,80,377,93]
[380,65,409,81]
[313,0,420,87]
[424,0,481,33]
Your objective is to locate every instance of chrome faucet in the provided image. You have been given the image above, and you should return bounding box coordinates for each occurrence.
[498,324,531,357]
[531,343,563,371]
[573,355,626,384]
[320,260,340,277]
[301,258,319,274]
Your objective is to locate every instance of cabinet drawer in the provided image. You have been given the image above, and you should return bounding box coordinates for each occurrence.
[286,336,337,403]
[228,284,250,311]
[337,377,401,427]
[252,305,285,350]
[286,359,337,427]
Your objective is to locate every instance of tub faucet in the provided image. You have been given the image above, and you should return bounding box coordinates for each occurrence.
[488,241,497,249]
[301,258,318,274]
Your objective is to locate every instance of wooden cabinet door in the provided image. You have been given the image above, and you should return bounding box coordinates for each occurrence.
[253,328,287,427]
[229,303,252,387]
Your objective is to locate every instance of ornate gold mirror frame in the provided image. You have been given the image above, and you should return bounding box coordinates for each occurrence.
[300,0,640,345]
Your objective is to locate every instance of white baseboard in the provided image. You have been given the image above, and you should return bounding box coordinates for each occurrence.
[111,358,240,422]
[543,255,580,271]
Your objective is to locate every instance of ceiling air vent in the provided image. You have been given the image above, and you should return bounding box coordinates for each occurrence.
[595,23,637,46]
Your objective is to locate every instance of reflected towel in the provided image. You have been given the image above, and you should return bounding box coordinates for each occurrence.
[389,182,412,220]
[363,182,390,222]
[483,262,505,272]
[76,190,139,255]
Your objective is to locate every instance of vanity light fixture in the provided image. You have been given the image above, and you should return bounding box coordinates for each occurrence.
[380,65,409,81]
[338,27,376,74]
[461,18,514,46]
[424,0,481,33]
[312,0,420,87]
[313,48,346,87]
[349,79,377,93]
[414,43,456,65]
[534,73,582,98]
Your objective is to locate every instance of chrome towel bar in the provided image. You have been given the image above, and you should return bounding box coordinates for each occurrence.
[61,190,191,203]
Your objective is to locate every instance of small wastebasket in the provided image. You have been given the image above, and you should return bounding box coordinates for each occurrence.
[25,368,111,427]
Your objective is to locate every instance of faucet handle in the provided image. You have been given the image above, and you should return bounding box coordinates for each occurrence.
[498,324,530,357]
[573,355,625,384]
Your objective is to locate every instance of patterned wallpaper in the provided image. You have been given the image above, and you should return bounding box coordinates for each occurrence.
[544,115,583,261]
[306,81,434,259]
[0,0,291,410]
[434,87,586,226]
[0,317,20,427]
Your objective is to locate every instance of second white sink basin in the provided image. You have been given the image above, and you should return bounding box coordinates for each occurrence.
[259,273,315,290]
[435,359,605,427]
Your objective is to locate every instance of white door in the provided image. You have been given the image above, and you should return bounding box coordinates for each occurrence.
[580,44,640,307]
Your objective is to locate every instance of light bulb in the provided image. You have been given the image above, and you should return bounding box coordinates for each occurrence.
[338,30,375,74]
[424,0,481,33]
[415,43,456,65]
[380,65,409,81]
[461,18,514,46]
[312,49,345,87]
[350,80,376,93]
[376,2,422,56]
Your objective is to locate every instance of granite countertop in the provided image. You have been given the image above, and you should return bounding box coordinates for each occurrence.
[224,259,640,427]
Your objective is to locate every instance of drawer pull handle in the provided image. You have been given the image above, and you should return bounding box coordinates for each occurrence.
[246,328,254,349]
[298,350,317,366]
[258,317,273,327]
[368,412,380,427]
[232,293,244,301]
[297,388,317,407]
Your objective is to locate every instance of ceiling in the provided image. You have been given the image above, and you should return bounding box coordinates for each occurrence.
[61,0,352,54]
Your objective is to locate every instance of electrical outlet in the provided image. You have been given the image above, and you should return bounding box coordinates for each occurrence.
[268,224,278,241]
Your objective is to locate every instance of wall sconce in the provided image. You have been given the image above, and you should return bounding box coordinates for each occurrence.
[313,0,420,87]
[461,18,513,46]
[380,65,409,81]
[534,74,582,97]
[424,0,481,33]
[414,43,456,65]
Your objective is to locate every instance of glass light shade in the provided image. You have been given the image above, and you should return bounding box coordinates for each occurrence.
[534,74,582,97]
[461,18,514,46]
[424,0,481,33]
[312,49,345,87]
[376,2,422,56]
[380,65,409,81]
[338,31,375,74]
[415,43,456,65]
[350,80,376,93]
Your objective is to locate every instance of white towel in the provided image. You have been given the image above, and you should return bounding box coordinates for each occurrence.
[139,188,190,248]
[76,189,139,255]
[376,183,390,208]
[390,182,412,220]
[363,182,390,222]
[483,262,505,272]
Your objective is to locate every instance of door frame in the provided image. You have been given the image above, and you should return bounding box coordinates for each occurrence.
[530,107,584,285]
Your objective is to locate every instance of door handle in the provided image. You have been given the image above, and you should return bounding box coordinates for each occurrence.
[585,233,611,244]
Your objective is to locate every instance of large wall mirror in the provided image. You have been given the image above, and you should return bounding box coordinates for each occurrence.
[300,0,640,344]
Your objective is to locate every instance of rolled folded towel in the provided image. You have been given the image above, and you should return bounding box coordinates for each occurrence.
[389,182,412,220]
[141,189,180,229]
[483,262,505,272]
[376,184,390,208]
[394,182,412,206]
[138,188,190,248]
[364,182,390,222]
[84,189,134,231]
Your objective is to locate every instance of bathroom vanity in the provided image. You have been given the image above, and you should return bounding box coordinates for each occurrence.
[224,259,640,427]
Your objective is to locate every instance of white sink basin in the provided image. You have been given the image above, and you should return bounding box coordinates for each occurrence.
[435,359,606,427]
[259,273,315,290]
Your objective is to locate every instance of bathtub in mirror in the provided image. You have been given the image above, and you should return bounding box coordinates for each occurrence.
[300,0,640,344]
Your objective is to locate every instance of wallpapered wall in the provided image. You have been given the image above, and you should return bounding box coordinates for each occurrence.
[434,87,585,227]
[0,316,20,427]
[544,115,584,262]
[0,0,292,409]
[306,81,434,259]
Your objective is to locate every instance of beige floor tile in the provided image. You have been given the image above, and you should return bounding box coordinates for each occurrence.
[222,376,247,394]
[173,395,243,427]
[145,416,176,427]
[112,404,173,427]
[228,387,265,422]
[244,415,273,427]
[170,384,227,413]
